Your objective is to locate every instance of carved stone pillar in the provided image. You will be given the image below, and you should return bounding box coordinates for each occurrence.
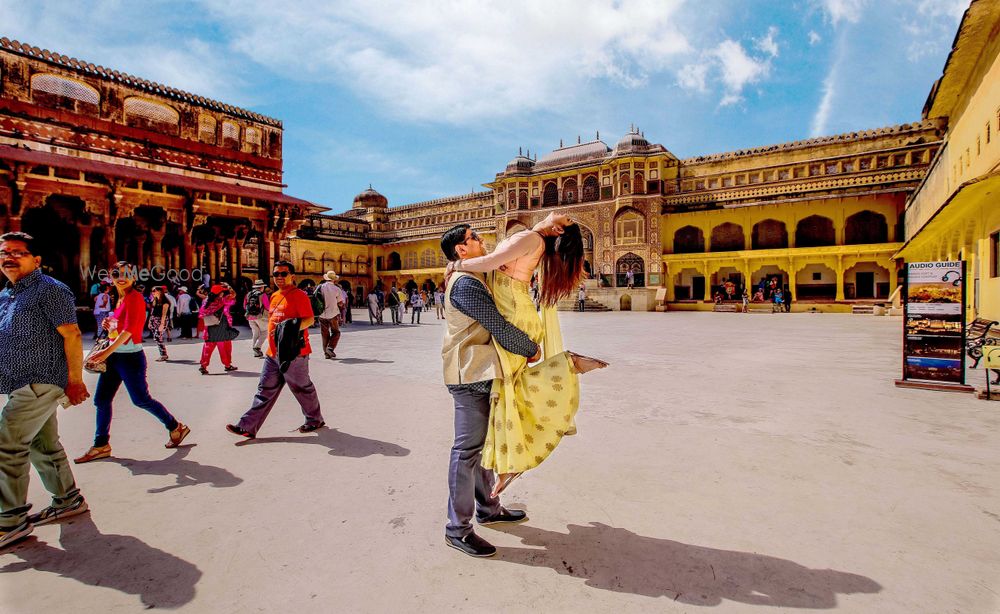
[78,224,94,295]
[835,256,845,301]
[207,241,218,282]
[135,233,147,270]
[150,228,166,269]
[226,237,237,282]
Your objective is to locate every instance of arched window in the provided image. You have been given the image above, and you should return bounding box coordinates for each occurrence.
[673,226,705,254]
[30,73,99,112]
[404,251,418,269]
[421,249,436,268]
[245,127,261,154]
[301,250,317,273]
[562,179,578,204]
[710,223,745,252]
[222,121,240,149]
[796,216,836,247]
[542,182,558,206]
[518,191,528,209]
[123,97,180,134]
[508,192,516,209]
[619,176,631,195]
[387,252,402,270]
[582,176,599,202]
[751,219,788,250]
[198,114,217,144]
[616,253,645,287]
[614,209,646,245]
[437,252,448,267]
[633,173,645,194]
[844,211,888,244]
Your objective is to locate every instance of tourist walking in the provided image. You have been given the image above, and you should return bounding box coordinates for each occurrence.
[317,271,346,359]
[439,226,537,558]
[198,284,238,374]
[244,279,270,358]
[387,283,401,324]
[74,260,190,464]
[435,286,445,319]
[227,260,324,439]
[577,282,586,312]
[368,289,380,325]
[0,232,91,549]
[148,286,170,361]
[341,286,352,324]
[176,286,195,338]
[93,284,112,339]
[163,287,177,341]
[410,289,424,324]
[626,269,634,288]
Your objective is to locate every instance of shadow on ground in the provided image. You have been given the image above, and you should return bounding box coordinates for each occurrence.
[237,426,409,458]
[107,446,243,493]
[491,522,880,608]
[0,516,202,609]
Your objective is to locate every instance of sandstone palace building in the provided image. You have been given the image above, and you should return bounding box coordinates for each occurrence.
[0,37,322,302]
[3,0,999,322]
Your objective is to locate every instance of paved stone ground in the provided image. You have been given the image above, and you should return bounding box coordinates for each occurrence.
[1,311,998,613]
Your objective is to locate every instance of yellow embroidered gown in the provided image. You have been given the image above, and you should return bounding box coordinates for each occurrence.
[480,272,579,473]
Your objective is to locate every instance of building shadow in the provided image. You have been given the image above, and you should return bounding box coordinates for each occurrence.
[107,446,243,493]
[490,523,881,608]
[0,516,202,609]
[237,426,409,458]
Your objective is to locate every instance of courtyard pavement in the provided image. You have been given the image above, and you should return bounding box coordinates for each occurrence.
[1,311,998,613]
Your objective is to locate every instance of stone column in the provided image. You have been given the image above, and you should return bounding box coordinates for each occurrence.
[835,255,845,301]
[234,237,244,282]
[150,228,166,269]
[78,224,93,295]
[135,233,147,270]
[226,237,237,282]
[258,234,271,284]
[207,242,218,282]
[702,261,712,301]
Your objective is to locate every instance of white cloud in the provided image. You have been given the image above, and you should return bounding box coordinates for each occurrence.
[808,30,822,45]
[203,0,693,124]
[820,0,868,26]
[810,63,838,136]
[900,0,968,61]
[755,26,780,58]
[677,26,777,107]
[677,62,710,92]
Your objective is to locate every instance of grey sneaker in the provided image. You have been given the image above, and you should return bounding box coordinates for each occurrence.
[0,522,33,550]
[27,498,89,527]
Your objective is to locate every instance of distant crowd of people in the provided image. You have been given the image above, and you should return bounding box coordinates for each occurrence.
[361,283,446,325]
[714,276,793,313]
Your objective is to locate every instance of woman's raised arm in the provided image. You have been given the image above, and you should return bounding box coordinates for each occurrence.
[456,230,542,273]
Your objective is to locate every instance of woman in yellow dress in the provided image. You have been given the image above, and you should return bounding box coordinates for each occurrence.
[448,212,607,495]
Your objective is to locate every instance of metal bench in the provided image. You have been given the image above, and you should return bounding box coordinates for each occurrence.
[967,318,999,368]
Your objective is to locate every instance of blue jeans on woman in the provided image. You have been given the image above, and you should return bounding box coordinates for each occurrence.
[93,352,178,447]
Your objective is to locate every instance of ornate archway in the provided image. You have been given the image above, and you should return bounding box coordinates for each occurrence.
[616,252,645,287]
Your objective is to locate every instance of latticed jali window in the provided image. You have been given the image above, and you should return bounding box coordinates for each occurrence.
[404,252,418,269]
[31,73,100,105]
[124,97,179,126]
[199,114,217,143]
[222,121,240,148]
[420,249,436,268]
[615,211,646,245]
[245,127,261,153]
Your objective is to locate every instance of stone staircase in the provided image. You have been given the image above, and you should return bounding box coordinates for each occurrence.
[556,297,612,312]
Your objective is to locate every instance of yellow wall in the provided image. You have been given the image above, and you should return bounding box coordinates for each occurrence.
[289,237,371,290]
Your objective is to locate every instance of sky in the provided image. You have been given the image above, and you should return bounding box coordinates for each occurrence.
[2,0,969,213]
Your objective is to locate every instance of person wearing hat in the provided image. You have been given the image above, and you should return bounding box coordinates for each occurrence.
[316,271,347,359]
[244,279,271,359]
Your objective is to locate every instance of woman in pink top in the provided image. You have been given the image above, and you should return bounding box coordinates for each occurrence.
[448,212,607,496]
[198,283,238,375]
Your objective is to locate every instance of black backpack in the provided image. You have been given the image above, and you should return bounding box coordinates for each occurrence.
[310,285,326,316]
[245,290,263,316]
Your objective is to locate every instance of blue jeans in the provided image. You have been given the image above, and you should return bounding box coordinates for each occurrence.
[93,352,178,447]
[446,386,501,538]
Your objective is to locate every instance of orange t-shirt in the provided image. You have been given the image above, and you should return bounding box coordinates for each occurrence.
[266,287,312,358]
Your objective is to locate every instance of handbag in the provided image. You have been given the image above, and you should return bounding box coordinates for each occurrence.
[84,338,112,374]
[206,322,240,343]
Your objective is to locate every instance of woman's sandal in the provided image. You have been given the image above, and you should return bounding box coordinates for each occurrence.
[490,472,522,498]
[568,352,610,373]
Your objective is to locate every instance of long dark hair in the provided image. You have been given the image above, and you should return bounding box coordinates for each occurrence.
[540,224,585,307]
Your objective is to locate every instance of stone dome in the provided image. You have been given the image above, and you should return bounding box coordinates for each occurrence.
[615,126,651,154]
[505,150,535,174]
[352,185,388,209]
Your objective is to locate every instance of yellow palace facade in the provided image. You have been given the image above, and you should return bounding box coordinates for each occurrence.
[290,0,996,318]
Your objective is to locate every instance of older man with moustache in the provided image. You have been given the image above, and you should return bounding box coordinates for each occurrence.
[0,232,90,550]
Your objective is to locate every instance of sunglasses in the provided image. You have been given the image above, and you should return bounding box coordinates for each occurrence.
[460,231,481,245]
[109,270,134,279]
[272,271,291,278]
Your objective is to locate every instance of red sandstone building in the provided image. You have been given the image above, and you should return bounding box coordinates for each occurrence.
[0,38,322,299]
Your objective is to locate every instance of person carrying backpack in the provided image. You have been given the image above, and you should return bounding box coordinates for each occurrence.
[244,279,271,358]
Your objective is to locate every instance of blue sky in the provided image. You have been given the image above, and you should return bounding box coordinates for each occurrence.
[3,0,968,212]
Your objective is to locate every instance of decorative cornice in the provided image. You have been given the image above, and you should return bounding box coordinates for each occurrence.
[0,38,281,128]
[679,120,943,165]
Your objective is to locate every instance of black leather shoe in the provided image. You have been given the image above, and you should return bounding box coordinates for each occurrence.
[226,424,254,439]
[445,532,496,557]
[298,421,325,433]
[478,508,528,526]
